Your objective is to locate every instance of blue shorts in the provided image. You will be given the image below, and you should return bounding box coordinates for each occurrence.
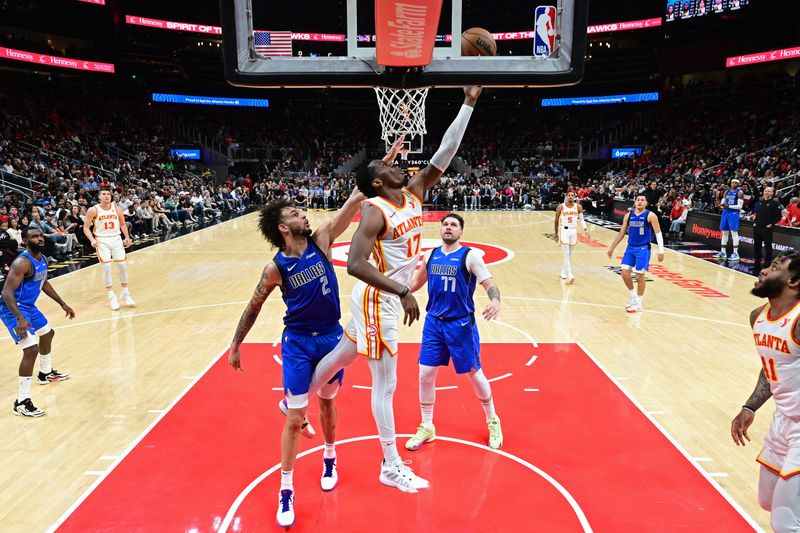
[419,315,481,374]
[621,245,651,272]
[0,305,48,344]
[281,325,344,396]
[720,210,740,231]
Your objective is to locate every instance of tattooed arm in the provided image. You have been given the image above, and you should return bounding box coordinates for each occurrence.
[731,306,772,446]
[229,262,281,371]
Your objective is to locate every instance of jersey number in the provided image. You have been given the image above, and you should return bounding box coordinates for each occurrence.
[761,356,780,382]
[406,233,421,258]
[440,276,457,292]
[320,276,331,295]
[567,216,574,223]
[103,221,115,230]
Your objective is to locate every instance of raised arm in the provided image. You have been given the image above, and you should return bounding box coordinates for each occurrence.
[606,213,630,258]
[229,262,281,371]
[312,187,365,255]
[406,86,482,198]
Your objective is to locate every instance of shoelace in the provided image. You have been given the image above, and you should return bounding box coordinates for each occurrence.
[323,458,335,477]
[279,490,293,512]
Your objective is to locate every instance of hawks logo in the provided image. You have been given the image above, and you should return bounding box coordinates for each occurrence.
[330,239,514,269]
[366,323,379,337]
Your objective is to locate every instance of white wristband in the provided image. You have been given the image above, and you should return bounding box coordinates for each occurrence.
[655,232,664,254]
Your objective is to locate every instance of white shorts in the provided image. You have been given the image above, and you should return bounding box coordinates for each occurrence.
[757,410,800,479]
[559,227,578,246]
[345,281,399,359]
[97,236,126,263]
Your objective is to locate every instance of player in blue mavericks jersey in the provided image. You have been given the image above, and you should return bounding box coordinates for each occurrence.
[404,213,504,451]
[228,186,365,527]
[715,178,745,261]
[1,227,75,417]
[607,193,665,313]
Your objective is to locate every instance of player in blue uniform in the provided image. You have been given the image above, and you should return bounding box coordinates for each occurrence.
[607,193,665,313]
[1,227,75,417]
[715,178,744,261]
[404,213,504,451]
[228,186,364,527]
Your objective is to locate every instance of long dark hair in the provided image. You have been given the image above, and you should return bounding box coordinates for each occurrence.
[258,199,294,250]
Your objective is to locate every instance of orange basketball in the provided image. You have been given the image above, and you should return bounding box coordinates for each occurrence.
[461,27,497,56]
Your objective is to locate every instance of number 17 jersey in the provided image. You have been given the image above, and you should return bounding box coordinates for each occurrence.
[366,188,424,287]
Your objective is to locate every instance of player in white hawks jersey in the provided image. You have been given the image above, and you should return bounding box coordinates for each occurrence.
[731,251,800,532]
[553,191,588,283]
[83,188,134,310]
[345,86,482,494]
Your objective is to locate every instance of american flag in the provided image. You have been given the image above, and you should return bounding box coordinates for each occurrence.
[253,30,293,57]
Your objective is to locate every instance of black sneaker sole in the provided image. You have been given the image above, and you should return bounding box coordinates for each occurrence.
[13,407,45,417]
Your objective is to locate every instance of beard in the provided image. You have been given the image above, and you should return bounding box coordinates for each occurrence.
[751,277,785,298]
[291,226,312,238]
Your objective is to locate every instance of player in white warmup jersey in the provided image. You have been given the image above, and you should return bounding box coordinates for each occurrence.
[553,191,587,283]
[83,187,134,310]
[731,251,800,532]
[345,86,482,493]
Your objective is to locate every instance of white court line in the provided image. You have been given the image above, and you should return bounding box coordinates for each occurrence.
[435,385,458,391]
[352,385,372,390]
[270,387,282,391]
[272,354,282,366]
[524,388,540,392]
[217,434,592,533]
[525,355,538,366]
[493,320,538,347]
[487,372,513,383]
[46,345,231,533]
[576,342,764,533]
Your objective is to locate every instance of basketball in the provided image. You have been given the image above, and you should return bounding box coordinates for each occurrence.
[461,27,497,56]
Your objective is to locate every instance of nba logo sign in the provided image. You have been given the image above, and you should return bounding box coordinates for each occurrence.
[534,5,557,58]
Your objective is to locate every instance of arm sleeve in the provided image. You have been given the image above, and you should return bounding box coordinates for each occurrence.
[465,251,492,284]
[430,105,474,172]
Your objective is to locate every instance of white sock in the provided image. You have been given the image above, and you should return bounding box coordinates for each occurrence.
[120,287,129,296]
[280,470,294,490]
[18,376,32,402]
[419,365,437,427]
[421,404,434,427]
[323,442,336,459]
[629,288,637,298]
[733,247,739,254]
[638,294,644,305]
[107,289,116,299]
[40,353,52,374]
[382,440,401,466]
[481,398,497,421]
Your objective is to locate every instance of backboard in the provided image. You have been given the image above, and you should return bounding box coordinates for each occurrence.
[220,0,589,89]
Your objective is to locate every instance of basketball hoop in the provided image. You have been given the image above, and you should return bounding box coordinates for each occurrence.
[374,87,430,159]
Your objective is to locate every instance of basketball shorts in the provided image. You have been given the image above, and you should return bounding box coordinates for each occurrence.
[720,210,740,232]
[757,410,800,479]
[345,281,399,359]
[559,227,578,246]
[0,304,48,347]
[419,315,481,374]
[281,325,344,397]
[621,244,651,273]
[97,235,126,263]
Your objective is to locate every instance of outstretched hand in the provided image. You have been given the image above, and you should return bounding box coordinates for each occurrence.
[463,86,482,103]
[383,134,408,163]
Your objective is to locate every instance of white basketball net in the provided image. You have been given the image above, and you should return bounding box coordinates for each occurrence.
[374,87,429,157]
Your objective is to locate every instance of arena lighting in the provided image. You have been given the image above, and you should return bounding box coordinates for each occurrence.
[125,14,659,40]
[151,93,269,107]
[541,92,659,107]
[0,46,115,73]
[726,45,800,68]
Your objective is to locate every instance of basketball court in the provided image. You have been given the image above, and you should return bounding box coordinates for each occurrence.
[0,210,771,531]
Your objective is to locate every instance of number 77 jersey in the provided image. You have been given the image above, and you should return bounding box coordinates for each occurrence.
[366,188,424,287]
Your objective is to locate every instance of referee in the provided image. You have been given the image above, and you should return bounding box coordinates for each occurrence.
[752,186,782,273]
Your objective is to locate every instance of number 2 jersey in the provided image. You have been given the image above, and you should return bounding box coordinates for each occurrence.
[752,302,800,418]
[273,236,340,334]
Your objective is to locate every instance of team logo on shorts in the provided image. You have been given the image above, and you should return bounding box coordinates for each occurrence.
[367,323,379,336]
[330,239,514,269]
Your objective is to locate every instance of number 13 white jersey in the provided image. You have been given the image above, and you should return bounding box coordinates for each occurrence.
[365,188,424,287]
[93,203,122,238]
